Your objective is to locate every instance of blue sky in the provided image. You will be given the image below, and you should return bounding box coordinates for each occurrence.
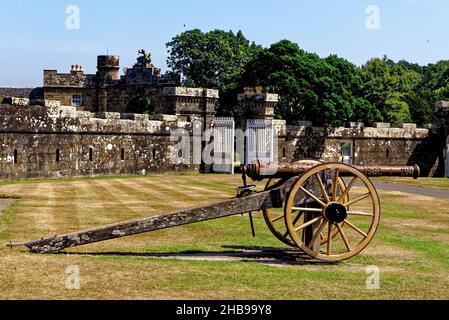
[0,0,448,87]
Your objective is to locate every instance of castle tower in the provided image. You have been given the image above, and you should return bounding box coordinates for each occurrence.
[96,55,119,112]
[237,91,278,131]
[97,55,120,84]
[157,87,219,131]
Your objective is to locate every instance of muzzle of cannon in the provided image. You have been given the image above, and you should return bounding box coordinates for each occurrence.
[9,160,421,263]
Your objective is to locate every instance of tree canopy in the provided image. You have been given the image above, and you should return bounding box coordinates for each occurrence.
[166,29,449,127]
[166,29,261,116]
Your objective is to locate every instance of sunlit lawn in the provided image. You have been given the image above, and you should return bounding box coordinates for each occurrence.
[0,174,448,300]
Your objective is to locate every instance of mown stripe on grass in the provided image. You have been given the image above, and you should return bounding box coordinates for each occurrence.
[0,199,21,240]
[381,229,449,267]
[381,203,424,219]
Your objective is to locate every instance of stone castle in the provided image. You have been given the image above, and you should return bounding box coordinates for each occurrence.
[42,50,184,114]
[0,51,448,179]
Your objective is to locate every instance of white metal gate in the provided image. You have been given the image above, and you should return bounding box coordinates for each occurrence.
[246,119,274,164]
[213,117,235,174]
[341,141,353,165]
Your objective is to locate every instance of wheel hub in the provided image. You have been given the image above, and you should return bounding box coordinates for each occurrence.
[324,202,347,224]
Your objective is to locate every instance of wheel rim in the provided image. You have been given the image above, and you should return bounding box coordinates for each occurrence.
[284,163,381,262]
[263,160,348,247]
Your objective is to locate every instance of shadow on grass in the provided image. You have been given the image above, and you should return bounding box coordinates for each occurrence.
[58,246,336,267]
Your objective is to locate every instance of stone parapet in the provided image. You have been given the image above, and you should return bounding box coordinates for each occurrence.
[237,93,279,102]
[436,101,449,111]
[0,103,194,135]
[274,121,429,140]
[373,122,391,129]
[163,87,219,99]
[95,112,122,120]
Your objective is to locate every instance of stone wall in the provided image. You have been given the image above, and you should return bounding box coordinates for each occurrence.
[43,87,98,111]
[44,69,96,88]
[0,87,43,99]
[274,120,445,177]
[157,87,219,129]
[0,103,200,179]
[2,88,449,180]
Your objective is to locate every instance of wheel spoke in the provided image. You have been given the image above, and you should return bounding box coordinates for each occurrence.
[315,174,330,203]
[344,219,368,237]
[337,177,358,203]
[332,169,339,201]
[347,211,375,217]
[299,187,326,207]
[327,223,334,255]
[344,193,371,207]
[294,216,324,232]
[284,211,305,237]
[292,211,304,226]
[271,214,284,223]
[291,207,323,213]
[309,220,327,250]
[336,223,352,252]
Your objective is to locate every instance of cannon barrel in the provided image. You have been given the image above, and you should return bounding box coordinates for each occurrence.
[242,161,420,181]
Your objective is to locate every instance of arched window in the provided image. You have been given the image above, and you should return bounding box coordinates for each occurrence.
[13,149,18,164]
[56,149,60,162]
[386,148,390,158]
[121,148,125,161]
[89,148,93,161]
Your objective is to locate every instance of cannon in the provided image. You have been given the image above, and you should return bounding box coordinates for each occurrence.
[9,161,420,262]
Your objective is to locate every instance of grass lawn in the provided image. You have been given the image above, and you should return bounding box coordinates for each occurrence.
[374,177,449,190]
[0,174,448,300]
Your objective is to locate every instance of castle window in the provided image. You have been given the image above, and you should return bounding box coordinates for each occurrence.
[282,148,287,158]
[56,149,60,162]
[13,149,18,164]
[152,148,156,160]
[386,148,390,158]
[121,148,125,161]
[89,148,93,161]
[72,94,83,107]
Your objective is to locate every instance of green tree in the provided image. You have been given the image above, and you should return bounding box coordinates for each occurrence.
[403,90,439,126]
[166,29,261,116]
[384,93,412,126]
[420,60,449,90]
[127,96,154,115]
[352,98,383,124]
[360,56,422,124]
[242,40,373,126]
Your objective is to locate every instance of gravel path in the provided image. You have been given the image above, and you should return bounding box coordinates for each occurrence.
[374,182,449,200]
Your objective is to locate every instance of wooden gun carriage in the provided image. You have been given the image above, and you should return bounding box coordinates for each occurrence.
[10,161,420,262]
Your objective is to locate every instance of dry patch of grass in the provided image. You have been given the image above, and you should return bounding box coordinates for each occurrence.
[0,174,448,300]
[0,198,16,215]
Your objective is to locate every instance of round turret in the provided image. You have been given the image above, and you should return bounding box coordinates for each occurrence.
[97,55,120,81]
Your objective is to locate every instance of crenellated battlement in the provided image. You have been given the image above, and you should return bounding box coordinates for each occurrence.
[272,120,431,140]
[0,100,196,136]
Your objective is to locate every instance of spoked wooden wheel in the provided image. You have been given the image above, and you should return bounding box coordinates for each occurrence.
[263,160,348,247]
[284,163,381,262]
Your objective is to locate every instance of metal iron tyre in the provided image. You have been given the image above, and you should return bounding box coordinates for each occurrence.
[284,163,381,262]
